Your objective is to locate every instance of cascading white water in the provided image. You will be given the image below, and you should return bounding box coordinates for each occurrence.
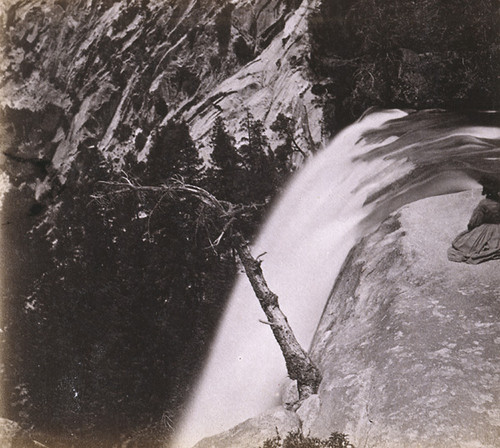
[173,109,500,448]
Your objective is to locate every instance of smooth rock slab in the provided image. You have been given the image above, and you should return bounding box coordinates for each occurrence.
[192,407,301,448]
[308,191,500,448]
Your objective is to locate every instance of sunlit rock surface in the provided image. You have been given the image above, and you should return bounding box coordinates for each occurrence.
[192,407,300,448]
[308,190,500,448]
[0,0,321,184]
[0,418,41,448]
[193,190,500,447]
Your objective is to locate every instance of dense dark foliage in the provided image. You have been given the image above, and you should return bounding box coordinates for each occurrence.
[2,116,296,447]
[262,430,355,448]
[309,0,500,136]
[205,114,291,231]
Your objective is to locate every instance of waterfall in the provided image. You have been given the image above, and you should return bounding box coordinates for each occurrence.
[173,109,500,448]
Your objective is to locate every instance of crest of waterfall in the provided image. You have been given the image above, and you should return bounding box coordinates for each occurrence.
[173,109,500,448]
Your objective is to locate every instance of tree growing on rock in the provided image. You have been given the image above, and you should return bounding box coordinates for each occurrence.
[271,113,309,181]
[146,119,203,183]
[271,113,307,159]
[206,117,245,204]
[238,112,278,202]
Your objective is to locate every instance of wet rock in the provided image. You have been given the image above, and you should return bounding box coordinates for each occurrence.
[280,379,299,409]
[295,394,320,434]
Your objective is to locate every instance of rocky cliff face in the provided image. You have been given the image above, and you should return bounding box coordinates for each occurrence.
[0,417,43,448]
[0,0,320,191]
[194,190,500,448]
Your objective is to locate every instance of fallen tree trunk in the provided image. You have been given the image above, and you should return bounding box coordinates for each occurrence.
[233,233,322,400]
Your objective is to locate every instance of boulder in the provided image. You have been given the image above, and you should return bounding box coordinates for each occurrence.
[192,407,301,448]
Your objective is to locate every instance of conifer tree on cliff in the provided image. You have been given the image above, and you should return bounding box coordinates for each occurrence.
[146,119,202,183]
[271,113,308,172]
[206,117,244,204]
[238,112,277,203]
[7,121,213,444]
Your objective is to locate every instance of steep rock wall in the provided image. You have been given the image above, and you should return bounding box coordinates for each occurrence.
[0,0,321,189]
[0,417,42,447]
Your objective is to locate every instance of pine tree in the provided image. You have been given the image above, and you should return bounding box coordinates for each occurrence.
[146,120,202,184]
[7,130,221,447]
[209,117,240,171]
[207,117,245,204]
[238,112,276,203]
[270,113,307,170]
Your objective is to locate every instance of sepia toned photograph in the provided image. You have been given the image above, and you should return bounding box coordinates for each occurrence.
[0,0,499,447]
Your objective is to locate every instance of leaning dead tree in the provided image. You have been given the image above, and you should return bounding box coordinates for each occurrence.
[95,177,321,401]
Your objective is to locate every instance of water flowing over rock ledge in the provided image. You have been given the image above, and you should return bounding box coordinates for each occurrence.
[193,190,500,448]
